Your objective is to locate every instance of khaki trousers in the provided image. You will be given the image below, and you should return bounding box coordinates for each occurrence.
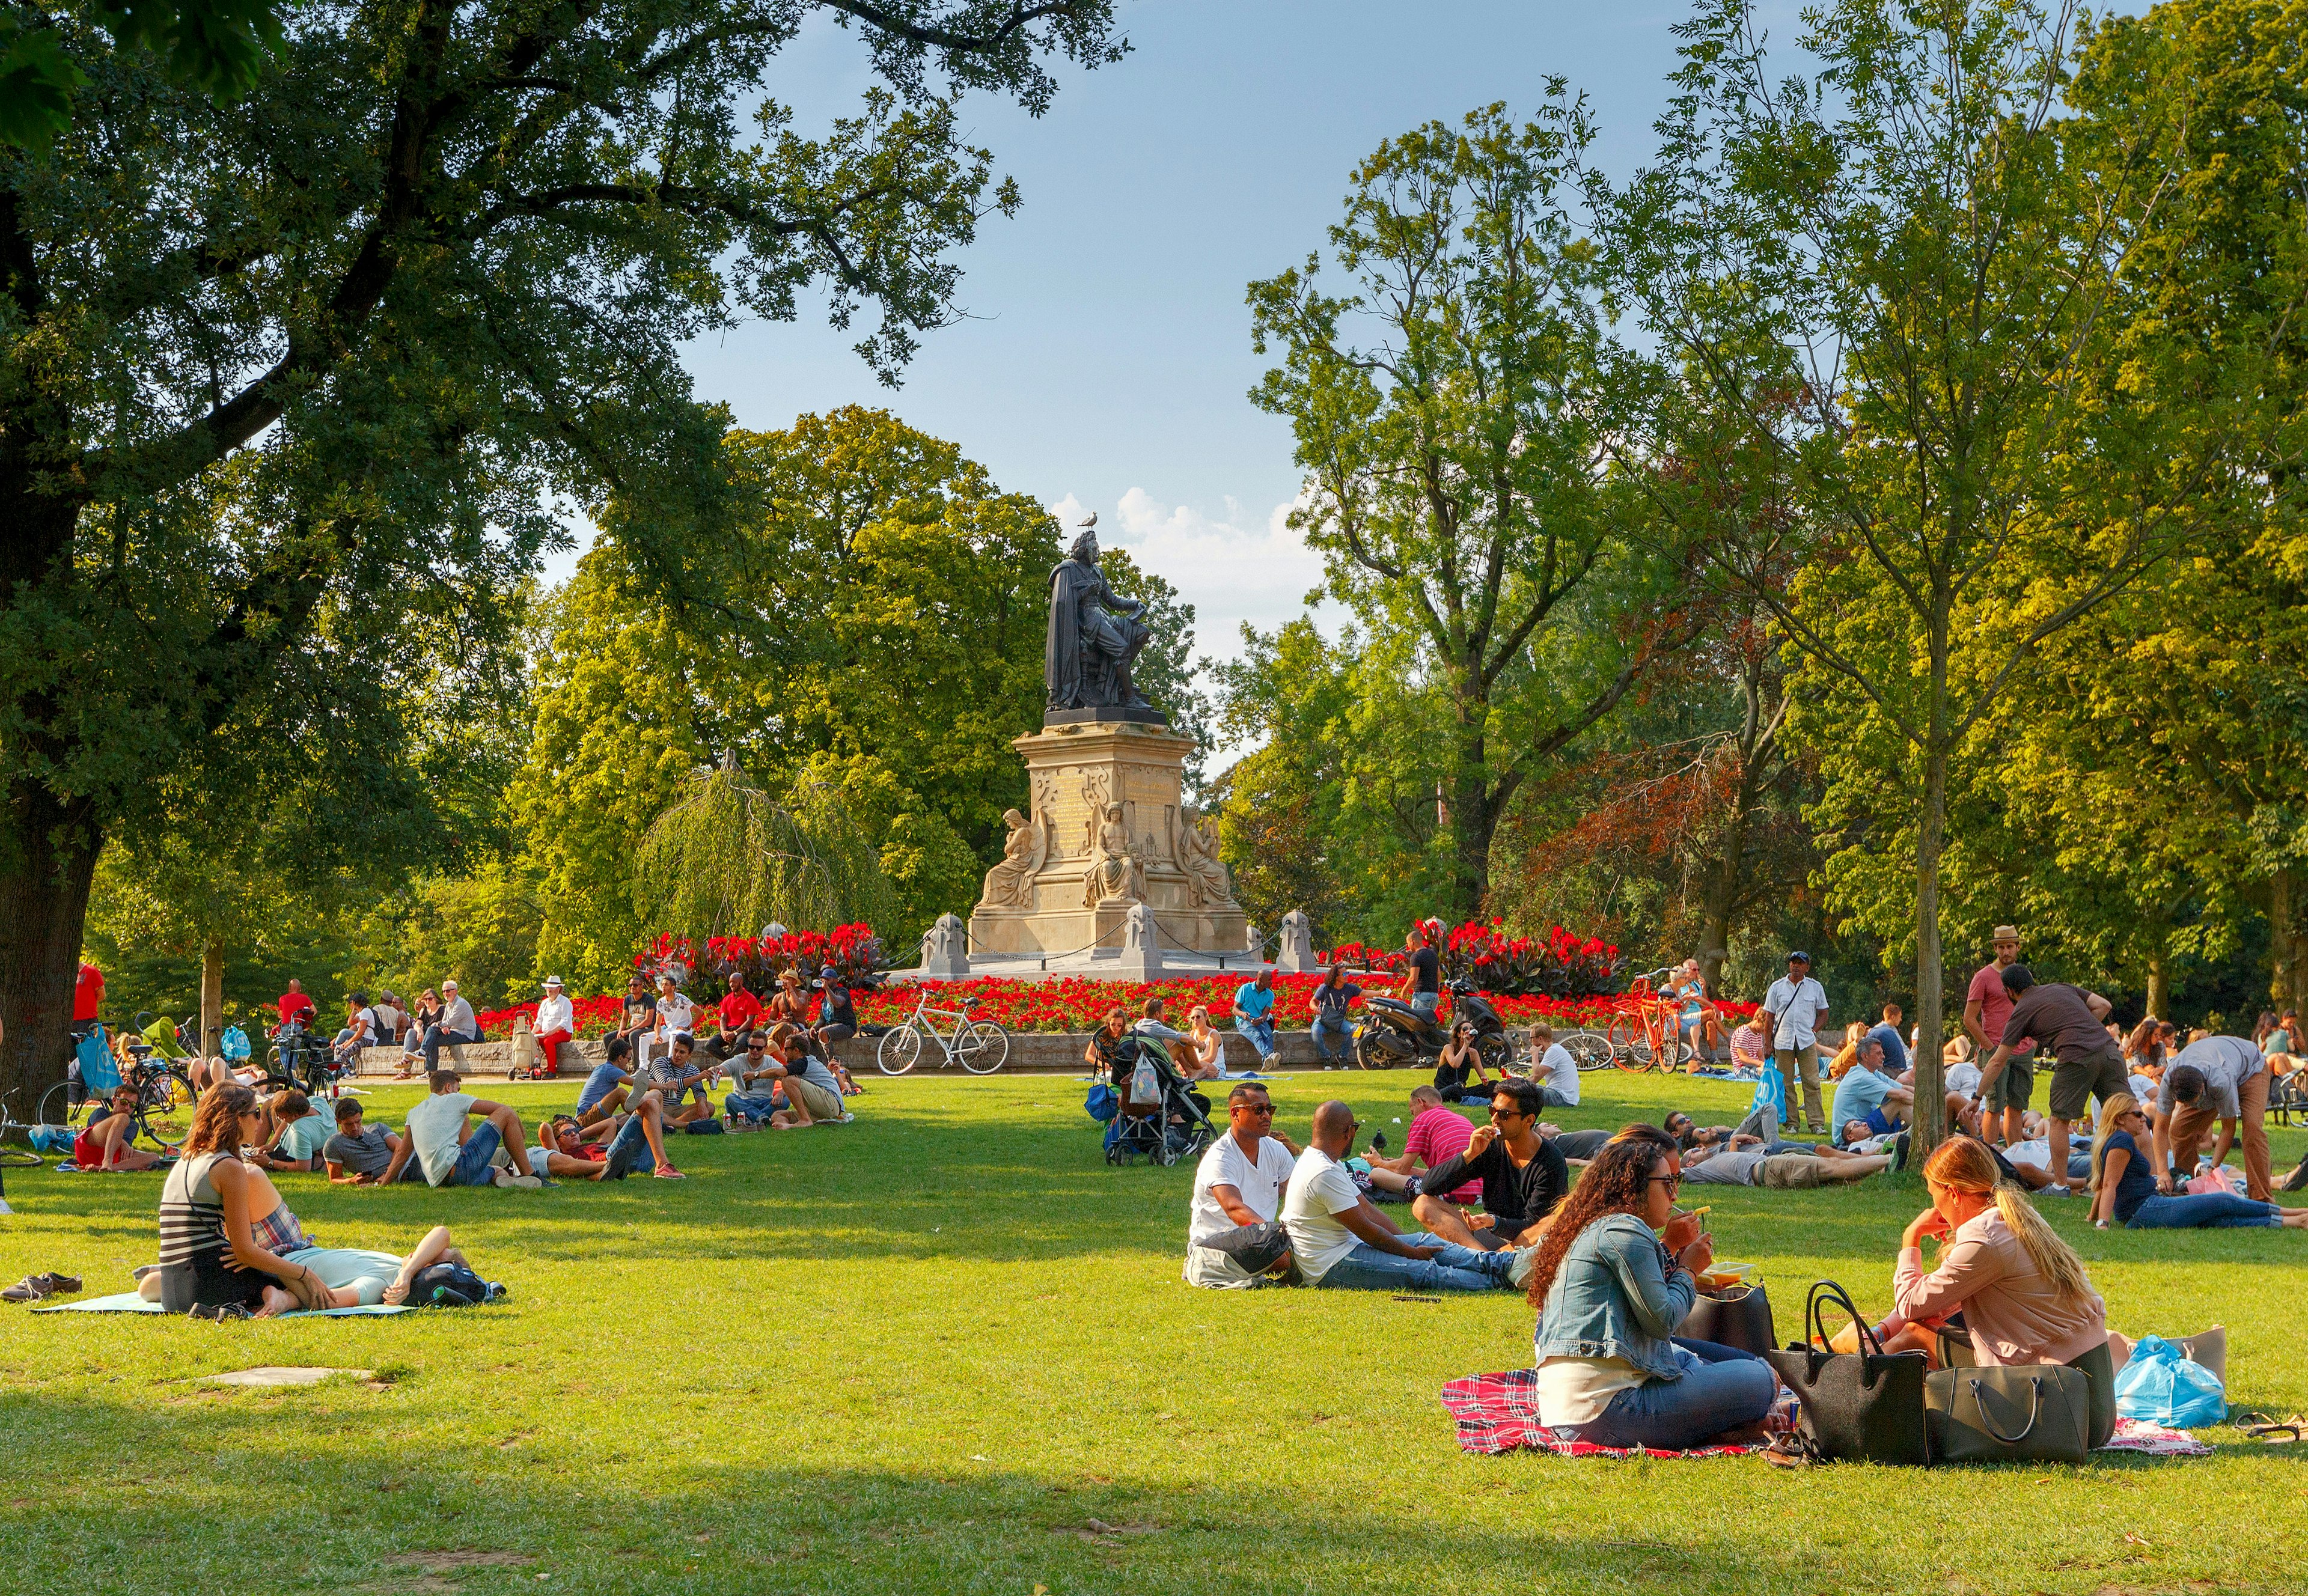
[1774,1044,1825,1133]
[2166,1069,2272,1201]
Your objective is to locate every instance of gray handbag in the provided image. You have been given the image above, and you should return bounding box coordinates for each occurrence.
[1925,1363,2091,1464]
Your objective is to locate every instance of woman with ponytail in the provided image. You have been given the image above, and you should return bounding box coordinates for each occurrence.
[1887,1136,2117,1446]
[1524,1135,1777,1449]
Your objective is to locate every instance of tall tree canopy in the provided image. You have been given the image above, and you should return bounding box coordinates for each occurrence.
[0,1,1124,1100]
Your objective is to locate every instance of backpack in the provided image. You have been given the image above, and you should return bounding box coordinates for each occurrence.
[407,1261,498,1308]
[221,1025,251,1061]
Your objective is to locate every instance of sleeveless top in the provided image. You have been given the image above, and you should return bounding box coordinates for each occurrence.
[158,1151,233,1267]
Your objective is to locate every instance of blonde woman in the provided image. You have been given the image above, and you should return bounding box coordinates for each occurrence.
[1185,1005,1226,1078]
[2090,1091,2308,1231]
[1832,1136,2117,1447]
[1825,1022,1869,1082]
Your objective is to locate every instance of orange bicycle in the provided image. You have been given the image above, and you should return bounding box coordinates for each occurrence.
[1607,967,1696,1073]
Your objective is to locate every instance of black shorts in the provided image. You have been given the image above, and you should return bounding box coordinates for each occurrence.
[2047,1046,2129,1122]
[159,1251,270,1314]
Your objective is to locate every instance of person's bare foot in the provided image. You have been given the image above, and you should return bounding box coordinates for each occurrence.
[254,1285,297,1319]
[1711,1419,1774,1448]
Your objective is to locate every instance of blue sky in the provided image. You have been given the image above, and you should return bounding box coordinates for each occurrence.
[593,2,1797,672]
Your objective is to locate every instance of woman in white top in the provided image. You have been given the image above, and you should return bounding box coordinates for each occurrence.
[1184,1006,1226,1079]
[640,974,693,1073]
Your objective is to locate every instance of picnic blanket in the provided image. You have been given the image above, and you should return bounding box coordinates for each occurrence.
[2102,1418,2215,1456]
[1440,1368,1765,1458]
[34,1292,411,1318]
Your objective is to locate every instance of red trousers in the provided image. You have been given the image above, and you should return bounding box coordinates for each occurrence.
[534,1028,573,1075]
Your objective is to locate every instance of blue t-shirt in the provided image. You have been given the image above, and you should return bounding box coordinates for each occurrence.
[575,1060,627,1113]
[1830,1066,1894,1144]
[1867,1022,1910,1074]
[273,1112,332,1163]
[1235,983,1275,1022]
[2102,1128,2160,1223]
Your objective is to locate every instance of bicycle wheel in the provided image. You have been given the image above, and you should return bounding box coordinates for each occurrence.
[1562,1031,1616,1073]
[1607,1016,1645,1070]
[876,1025,924,1076]
[135,1067,197,1153]
[955,1021,1009,1074]
[36,1079,94,1135]
[0,1145,40,1168]
[1476,1032,1512,1078]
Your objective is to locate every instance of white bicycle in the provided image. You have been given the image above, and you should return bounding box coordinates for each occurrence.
[875,986,1010,1076]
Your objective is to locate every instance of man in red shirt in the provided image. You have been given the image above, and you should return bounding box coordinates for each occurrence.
[74,961,105,1027]
[1365,1086,1483,1205]
[718,972,764,1037]
[276,979,317,1029]
[1962,926,2032,1145]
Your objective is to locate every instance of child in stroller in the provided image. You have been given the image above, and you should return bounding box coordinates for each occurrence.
[1093,1008,1217,1166]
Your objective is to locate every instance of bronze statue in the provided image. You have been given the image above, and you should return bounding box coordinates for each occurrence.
[1045,522,1155,717]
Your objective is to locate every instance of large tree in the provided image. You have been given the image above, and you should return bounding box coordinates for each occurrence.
[1598,0,2270,1148]
[1248,96,1700,922]
[0,2,1125,1102]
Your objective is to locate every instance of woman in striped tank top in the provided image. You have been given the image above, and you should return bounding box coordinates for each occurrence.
[156,1083,328,1317]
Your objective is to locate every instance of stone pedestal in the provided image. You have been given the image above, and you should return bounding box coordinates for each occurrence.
[968,718,1247,958]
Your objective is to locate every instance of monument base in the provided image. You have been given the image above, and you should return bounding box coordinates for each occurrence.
[966,719,1247,959]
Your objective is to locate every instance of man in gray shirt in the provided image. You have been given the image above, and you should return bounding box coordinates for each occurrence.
[1684,1135,1894,1189]
[2156,1035,2270,1200]
[419,978,480,1069]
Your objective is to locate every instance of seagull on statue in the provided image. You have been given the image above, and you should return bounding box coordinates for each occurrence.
[1079,512,1096,529]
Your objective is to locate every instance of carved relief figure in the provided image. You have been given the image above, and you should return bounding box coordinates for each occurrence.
[1173,803,1233,907]
[1084,802,1147,906]
[980,808,1043,909]
[1033,773,1061,858]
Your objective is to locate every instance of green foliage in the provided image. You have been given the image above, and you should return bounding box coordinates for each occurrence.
[351,860,545,1015]
[1,0,285,148]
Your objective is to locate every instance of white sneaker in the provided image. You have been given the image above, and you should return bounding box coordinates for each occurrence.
[2039,1183,2073,1198]
[493,1168,544,1190]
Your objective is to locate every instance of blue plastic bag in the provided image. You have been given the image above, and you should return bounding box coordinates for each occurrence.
[1084,1082,1117,1124]
[2114,1334,2227,1427]
[1749,1061,1786,1131]
[75,1025,119,1094]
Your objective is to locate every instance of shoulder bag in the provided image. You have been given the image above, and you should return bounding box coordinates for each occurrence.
[1762,1280,1931,1466]
[1678,1282,1775,1356]
[1926,1364,2090,1463]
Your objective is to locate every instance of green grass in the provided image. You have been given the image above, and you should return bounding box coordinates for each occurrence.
[4,1069,2307,1595]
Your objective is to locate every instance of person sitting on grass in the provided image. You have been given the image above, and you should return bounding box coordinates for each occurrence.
[1830,1037,1913,1147]
[1232,969,1280,1070]
[73,1083,161,1172]
[722,1031,789,1126]
[1184,1082,1302,1289]
[252,1089,332,1173]
[1729,1013,1771,1075]
[1825,1136,2117,1448]
[1361,1085,1483,1207]
[743,1023,850,1130]
[1408,1078,1572,1252]
[323,1098,413,1185]
[1279,1100,1524,1293]
[640,1032,717,1128]
[1523,1136,1776,1450]
[1682,1135,1894,1189]
[1527,1023,1580,1107]
[2090,1092,2308,1231]
[574,1034,641,1124]
[1433,1021,1490,1105]
[380,1068,543,1190]
[154,1084,333,1317]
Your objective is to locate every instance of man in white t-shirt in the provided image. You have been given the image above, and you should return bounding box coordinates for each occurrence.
[1279,1100,1521,1293]
[1527,1024,1579,1107]
[1762,951,1831,1135]
[1183,1082,1301,1288]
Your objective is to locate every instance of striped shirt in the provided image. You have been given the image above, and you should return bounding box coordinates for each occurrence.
[157,1153,232,1267]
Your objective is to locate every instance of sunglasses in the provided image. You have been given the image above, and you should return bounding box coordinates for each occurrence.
[1238,1102,1275,1116]
[1649,1174,1684,1191]
[1488,1106,1528,1121]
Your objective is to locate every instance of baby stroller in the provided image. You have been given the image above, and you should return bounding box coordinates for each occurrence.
[1103,1032,1217,1167]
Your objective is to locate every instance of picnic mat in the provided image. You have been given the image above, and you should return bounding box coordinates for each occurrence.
[2103,1418,2215,1456]
[34,1292,411,1318]
[1440,1368,1765,1458]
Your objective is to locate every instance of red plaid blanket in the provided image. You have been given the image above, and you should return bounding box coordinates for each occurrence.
[1441,1369,1764,1458]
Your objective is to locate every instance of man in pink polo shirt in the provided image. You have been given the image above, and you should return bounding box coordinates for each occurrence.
[1365,1085,1485,1205]
[1963,925,2033,1146]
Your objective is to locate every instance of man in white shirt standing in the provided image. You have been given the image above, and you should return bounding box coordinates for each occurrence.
[1527,1023,1580,1107]
[1762,951,1831,1135]
[1183,1082,1301,1288]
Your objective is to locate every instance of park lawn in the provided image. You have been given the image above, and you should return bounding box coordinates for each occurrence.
[2,1069,2306,1596]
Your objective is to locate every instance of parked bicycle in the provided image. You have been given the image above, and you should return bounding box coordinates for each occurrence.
[1605,967,1696,1074]
[876,987,1009,1076]
[0,1092,47,1167]
[260,1018,341,1100]
[33,1023,197,1154]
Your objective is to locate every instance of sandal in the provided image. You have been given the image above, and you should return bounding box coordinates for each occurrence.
[2247,1416,2304,1444]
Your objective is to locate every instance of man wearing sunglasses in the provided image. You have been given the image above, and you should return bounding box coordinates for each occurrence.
[1184,1083,1301,1288]
[1409,1077,1571,1252]
[1280,1100,1525,1292]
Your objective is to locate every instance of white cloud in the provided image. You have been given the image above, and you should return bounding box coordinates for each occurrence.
[1048,486,1331,671]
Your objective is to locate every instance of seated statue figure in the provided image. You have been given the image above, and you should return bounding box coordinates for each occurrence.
[1045,525,1152,713]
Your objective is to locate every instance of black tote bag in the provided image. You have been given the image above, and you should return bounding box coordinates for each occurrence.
[1677,1282,1777,1356]
[1762,1281,1931,1466]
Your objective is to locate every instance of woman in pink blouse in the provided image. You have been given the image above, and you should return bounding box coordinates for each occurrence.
[1832,1136,2114,1446]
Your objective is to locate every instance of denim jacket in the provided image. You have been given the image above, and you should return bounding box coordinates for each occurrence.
[1533,1213,1696,1380]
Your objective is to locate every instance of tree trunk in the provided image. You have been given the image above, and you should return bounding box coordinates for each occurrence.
[201,936,226,1058]
[0,780,102,1109]
[1911,740,1949,1154]
[2273,868,2308,1020]
[1447,768,1492,922]
[2146,949,2170,1024]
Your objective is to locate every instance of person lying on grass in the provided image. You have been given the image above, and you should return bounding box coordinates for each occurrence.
[380,1068,543,1190]
[73,1082,162,1172]
[1405,1078,1571,1252]
[1824,1135,2117,1448]
[1681,1135,1894,1189]
[140,1218,478,1311]
[1523,1130,1777,1449]
[528,1101,673,1181]
[323,1097,416,1185]
[151,1083,332,1317]
[1280,1100,1526,1293]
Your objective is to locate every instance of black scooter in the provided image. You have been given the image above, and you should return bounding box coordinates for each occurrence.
[1354,978,1512,1073]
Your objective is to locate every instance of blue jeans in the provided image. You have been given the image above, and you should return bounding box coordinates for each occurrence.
[440,1121,502,1187]
[1311,1011,1353,1061]
[575,1062,626,1113]
[603,1112,656,1176]
[1559,1342,1777,1450]
[1410,992,1438,1019]
[1235,1014,1277,1062]
[2125,1192,2280,1229]
[421,1025,478,1068]
[1311,1233,1515,1293]
[725,1091,780,1123]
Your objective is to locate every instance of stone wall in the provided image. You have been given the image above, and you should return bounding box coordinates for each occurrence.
[352,1028,1347,1079]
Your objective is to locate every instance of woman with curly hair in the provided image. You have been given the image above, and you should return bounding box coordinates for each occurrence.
[1524,1135,1777,1449]
[154,1083,330,1318]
